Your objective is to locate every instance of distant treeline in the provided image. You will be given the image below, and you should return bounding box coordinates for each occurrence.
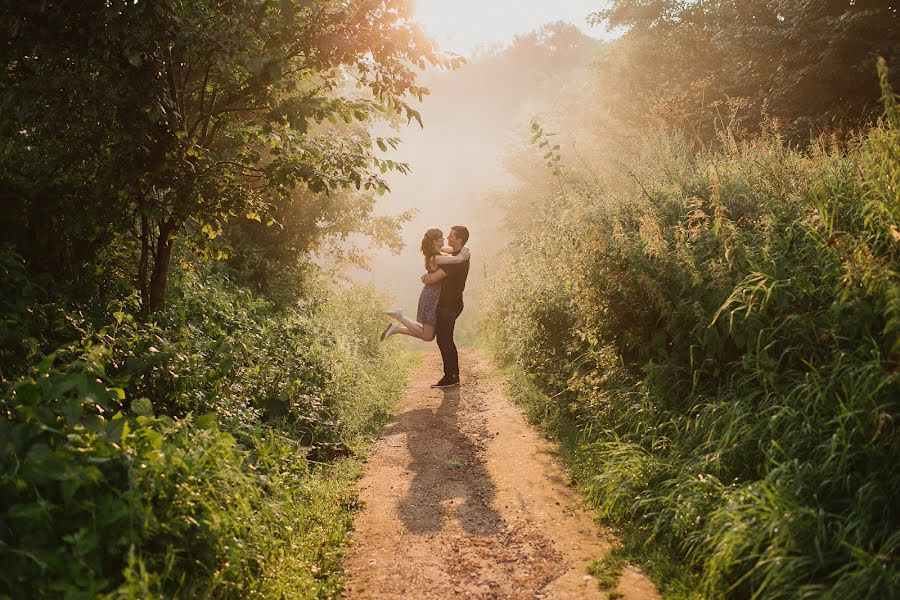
[588,0,900,145]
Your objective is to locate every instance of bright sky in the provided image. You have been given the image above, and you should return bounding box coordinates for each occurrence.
[413,0,610,56]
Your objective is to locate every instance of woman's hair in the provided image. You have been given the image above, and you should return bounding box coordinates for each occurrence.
[419,227,443,270]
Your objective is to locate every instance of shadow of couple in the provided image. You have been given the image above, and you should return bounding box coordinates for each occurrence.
[381,386,503,536]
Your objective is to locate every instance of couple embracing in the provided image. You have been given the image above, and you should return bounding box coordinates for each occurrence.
[381,225,470,389]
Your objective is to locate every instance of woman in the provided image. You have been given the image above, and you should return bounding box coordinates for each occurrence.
[381,227,470,341]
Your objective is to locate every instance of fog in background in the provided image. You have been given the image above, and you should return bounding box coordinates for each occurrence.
[346,23,602,340]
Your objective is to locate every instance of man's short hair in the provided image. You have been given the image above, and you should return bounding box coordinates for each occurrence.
[450,225,470,244]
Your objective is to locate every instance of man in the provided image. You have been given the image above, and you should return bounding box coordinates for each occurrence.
[422,225,469,388]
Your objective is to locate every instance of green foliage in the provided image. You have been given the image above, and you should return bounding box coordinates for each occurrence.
[1,0,453,315]
[221,185,414,306]
[1,268,411,597]
[587,552,627,591]
[0,2,425,597]
[483,74,900,598]
[589,1,900,143]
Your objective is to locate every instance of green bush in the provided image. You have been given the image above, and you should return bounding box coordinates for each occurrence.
[483,65,899,598]
[0,247,83,384]
[1,267,410,598]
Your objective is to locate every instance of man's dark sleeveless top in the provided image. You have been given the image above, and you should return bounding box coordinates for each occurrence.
[438,250,469,310]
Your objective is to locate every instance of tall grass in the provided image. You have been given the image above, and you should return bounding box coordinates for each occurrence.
[482,63,899,598]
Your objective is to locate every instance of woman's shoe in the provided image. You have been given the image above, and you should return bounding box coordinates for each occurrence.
[384,309,403,318]
[380,322,400,341]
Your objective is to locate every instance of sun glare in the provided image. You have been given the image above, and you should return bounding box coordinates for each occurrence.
[413,0,608,56]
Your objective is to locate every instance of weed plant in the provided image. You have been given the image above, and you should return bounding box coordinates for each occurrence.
[1,264,410,597]
[483,63,899,598]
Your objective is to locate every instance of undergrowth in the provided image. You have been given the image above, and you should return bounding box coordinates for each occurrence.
[1,266,413,598]
[483,62,899,599]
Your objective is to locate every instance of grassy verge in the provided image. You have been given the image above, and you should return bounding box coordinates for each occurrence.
[257,348,420,598]
[499,362,699,599]
[481,68,898,598]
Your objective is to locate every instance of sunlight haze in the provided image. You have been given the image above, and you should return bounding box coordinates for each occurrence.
[4,2,897,597]
[414,0,609,55]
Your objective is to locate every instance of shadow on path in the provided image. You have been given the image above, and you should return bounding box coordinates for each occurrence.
[383,386,502,536]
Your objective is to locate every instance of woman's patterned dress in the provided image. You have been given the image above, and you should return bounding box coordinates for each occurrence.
[416,265,442,325]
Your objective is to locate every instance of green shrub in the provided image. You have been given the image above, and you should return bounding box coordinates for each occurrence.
[0,247,82,384]
[483,66,899,598]
[1,268,410,597]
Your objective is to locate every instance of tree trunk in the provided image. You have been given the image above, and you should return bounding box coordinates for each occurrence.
[137,213,151,321]
[148,219,176,314]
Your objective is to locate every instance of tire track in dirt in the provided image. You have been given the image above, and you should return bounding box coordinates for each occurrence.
[343,348,660,599]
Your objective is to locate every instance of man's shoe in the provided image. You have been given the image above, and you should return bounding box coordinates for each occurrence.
[430,375,460,388]
[380,322,400,341]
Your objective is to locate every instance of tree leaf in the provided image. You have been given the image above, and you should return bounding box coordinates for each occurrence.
[131,398,153,417]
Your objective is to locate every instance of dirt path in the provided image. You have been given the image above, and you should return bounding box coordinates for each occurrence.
[343,349,661,599]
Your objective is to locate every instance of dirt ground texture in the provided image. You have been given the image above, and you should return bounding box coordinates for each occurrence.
[343,349,661,599]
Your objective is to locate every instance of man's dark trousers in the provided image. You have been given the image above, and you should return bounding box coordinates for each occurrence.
[436,304,463,378]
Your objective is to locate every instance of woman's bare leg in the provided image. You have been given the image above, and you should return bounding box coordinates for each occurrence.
[390,325,420,339]
[390,314,425,337]
[389,322,436,342]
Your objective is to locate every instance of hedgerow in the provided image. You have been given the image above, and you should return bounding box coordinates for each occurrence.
[483,63,899,598]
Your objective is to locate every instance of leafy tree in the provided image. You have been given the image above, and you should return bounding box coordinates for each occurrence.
[590,0,900,141]
[222,183,414,304]
[1,0,453,317]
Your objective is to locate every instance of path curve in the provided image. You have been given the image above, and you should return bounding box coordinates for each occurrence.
[343,349,660,599]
